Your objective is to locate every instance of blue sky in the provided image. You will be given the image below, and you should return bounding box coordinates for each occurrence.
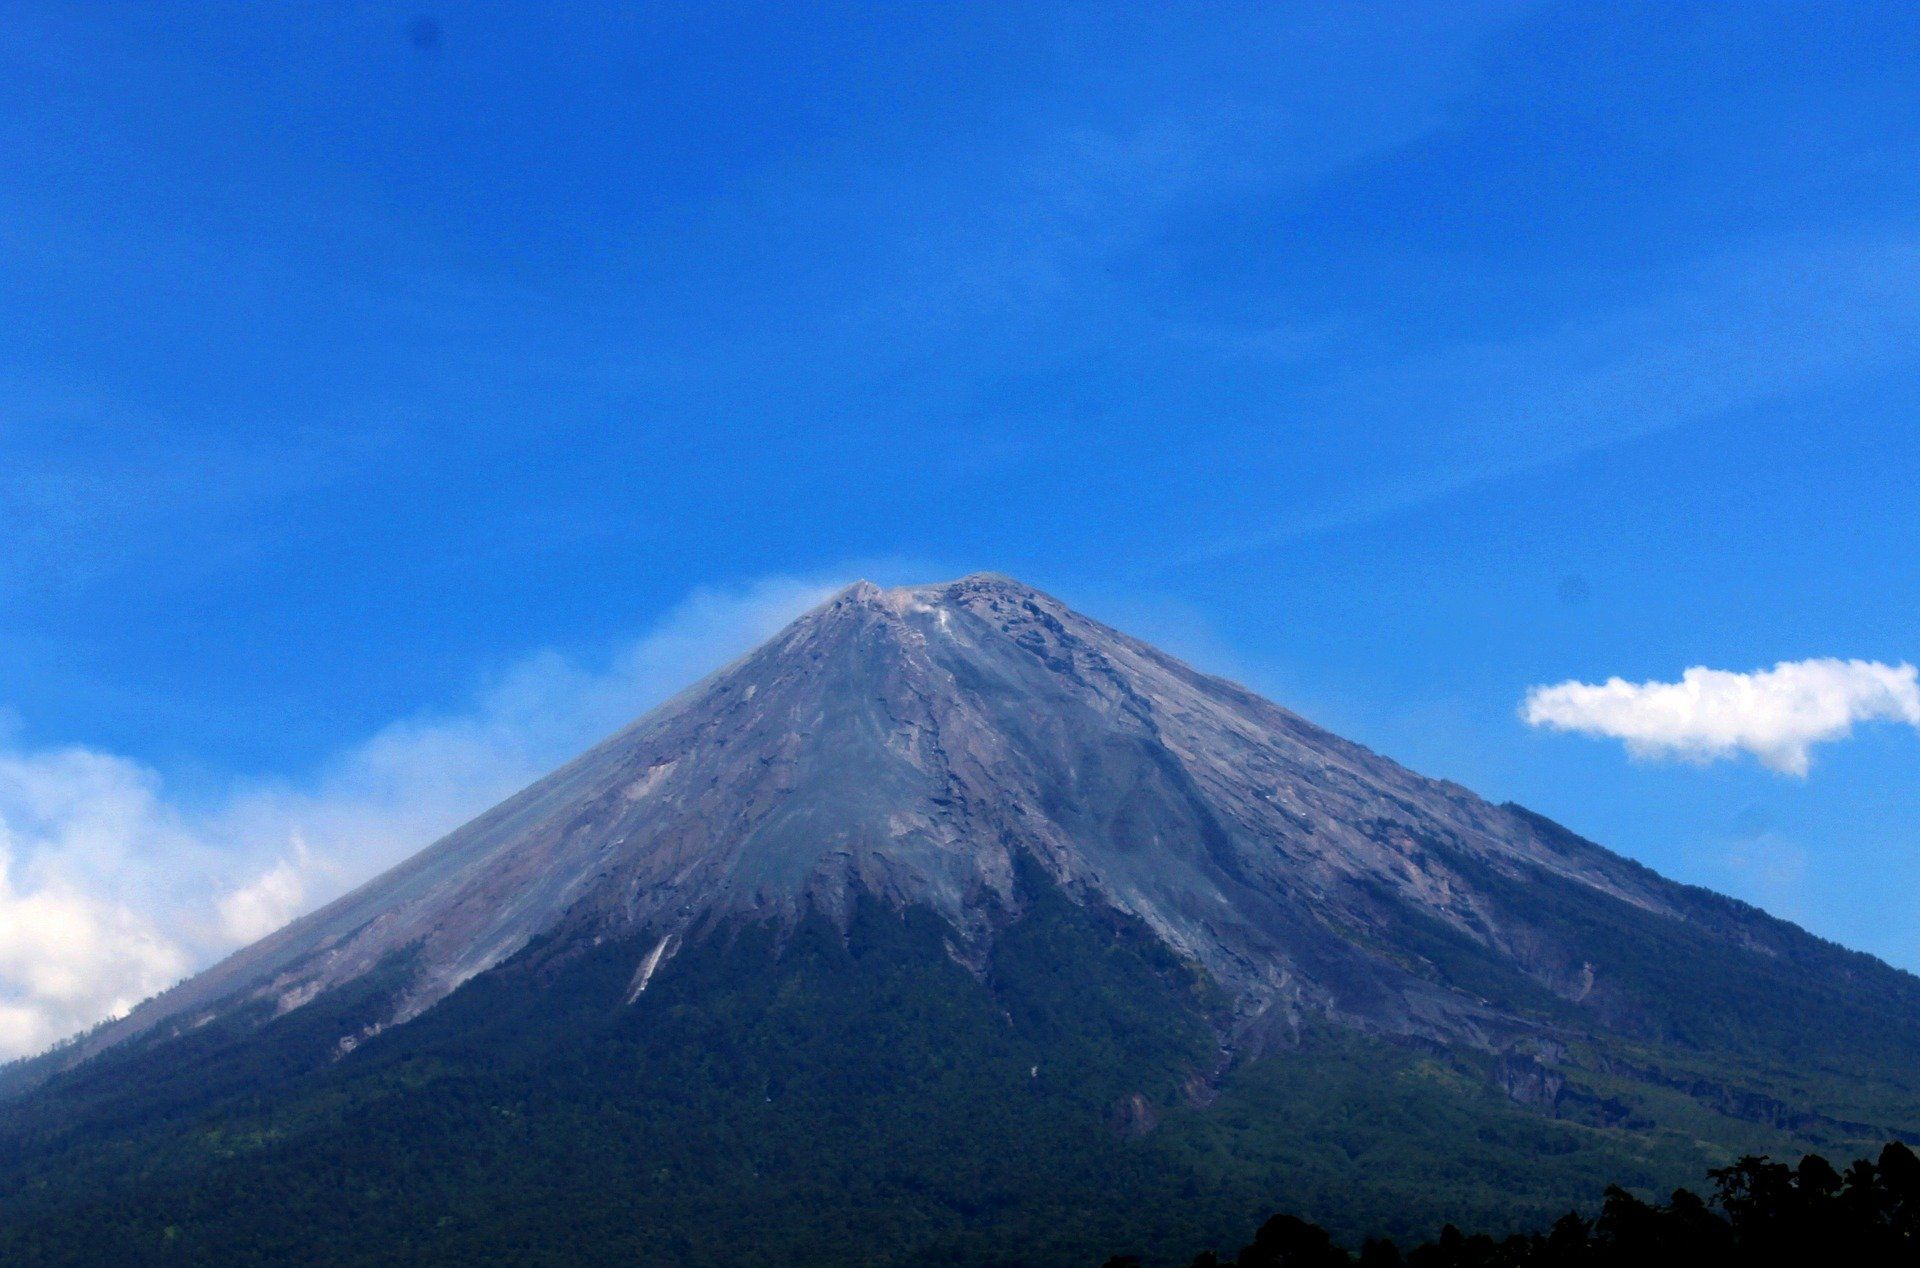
[3,2,1919,1052]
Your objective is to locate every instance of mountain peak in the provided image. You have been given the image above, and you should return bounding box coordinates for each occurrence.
[76,575,1725,1063]
[944,569,1031,590]
[827,571,1048,609]
[26,571,1920,1267]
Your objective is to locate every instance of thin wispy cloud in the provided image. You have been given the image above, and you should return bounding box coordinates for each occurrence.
[0,575,840,1061]
[1189,232,1920,562]
[1523,658,1920,776]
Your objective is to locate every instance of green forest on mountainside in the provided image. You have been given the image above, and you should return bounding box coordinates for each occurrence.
[1118,1141,1920,1266]
[1,868,1918,1265]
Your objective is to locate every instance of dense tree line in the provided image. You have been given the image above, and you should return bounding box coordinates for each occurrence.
[1108,1142,1920,1266]
[10,879,1920,1264]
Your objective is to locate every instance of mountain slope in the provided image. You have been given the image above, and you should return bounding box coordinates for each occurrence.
[3,573,1919,1263]
[53,574,1846,1060]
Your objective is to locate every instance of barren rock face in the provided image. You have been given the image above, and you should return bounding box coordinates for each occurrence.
[75,575,1842,1058]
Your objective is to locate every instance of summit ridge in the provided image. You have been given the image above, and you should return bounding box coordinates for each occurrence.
[56,572,1878,1072]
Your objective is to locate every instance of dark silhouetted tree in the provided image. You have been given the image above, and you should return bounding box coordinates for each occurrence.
[1237,1213,1351,1267]
[1176,1141,1920,1268]
[1356,1235,1404,1266]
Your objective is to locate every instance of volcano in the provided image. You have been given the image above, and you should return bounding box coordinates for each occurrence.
[5,574,1920,1265]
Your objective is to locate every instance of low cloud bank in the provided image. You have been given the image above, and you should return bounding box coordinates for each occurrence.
[0,576,839,1060]
[1523,658,1920,776]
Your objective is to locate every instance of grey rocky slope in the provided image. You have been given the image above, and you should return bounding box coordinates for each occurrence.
[62,572,1902,1076]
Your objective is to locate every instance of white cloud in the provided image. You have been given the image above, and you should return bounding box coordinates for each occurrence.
[214,837,318,944]
[0,575,839,1061]
[1523,658,1920,776]
[0,747,197,1057]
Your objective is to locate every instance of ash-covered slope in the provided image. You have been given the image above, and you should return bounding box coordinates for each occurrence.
[9,574,1920,1264]
[71,574,1918,1069]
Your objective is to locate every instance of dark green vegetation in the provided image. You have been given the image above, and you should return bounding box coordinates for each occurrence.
[1,862,1918,1265]
[13,884,1213,1265]
[1129,1142,1920,1266]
